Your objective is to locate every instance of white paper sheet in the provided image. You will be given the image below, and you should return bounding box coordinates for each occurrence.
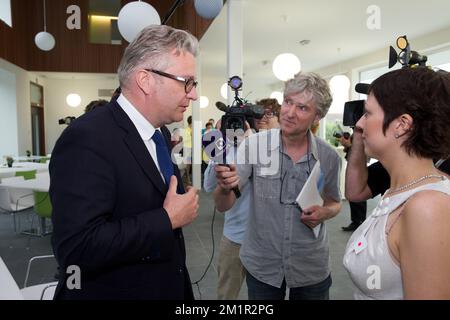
[296,160,323,238]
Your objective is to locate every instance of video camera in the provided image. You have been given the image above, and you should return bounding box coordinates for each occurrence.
[342,35,428,127]
[215,76,265,142]
[58,116,76,125]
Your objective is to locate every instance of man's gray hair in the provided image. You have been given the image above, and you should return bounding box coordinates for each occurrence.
[118,25,199,89]
[284,72,333,118]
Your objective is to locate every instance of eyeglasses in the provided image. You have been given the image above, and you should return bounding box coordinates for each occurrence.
[146,69,198,94]
[263,110,277,118]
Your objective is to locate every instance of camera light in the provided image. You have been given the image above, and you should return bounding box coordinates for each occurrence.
[396,36,408,50]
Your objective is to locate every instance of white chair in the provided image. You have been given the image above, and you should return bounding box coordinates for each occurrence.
[0,178,34,232]
[35,172,49,180]
[0,255,57,300]
[22,255,57,300]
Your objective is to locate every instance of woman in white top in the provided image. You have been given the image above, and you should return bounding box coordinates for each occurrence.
[343,67,450,299]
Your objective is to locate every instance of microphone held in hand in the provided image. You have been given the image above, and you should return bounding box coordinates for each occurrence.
[219,164,241,198]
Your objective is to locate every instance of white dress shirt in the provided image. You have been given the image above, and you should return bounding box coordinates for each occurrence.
[116,94,166,184]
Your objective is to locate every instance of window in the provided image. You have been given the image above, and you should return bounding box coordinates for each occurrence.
[0,0,12,27]
[88,0,122,45]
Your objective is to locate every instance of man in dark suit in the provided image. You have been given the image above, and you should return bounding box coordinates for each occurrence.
[49,25,199,299]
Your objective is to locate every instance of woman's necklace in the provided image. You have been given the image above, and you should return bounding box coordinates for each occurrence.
[386,174,444,196]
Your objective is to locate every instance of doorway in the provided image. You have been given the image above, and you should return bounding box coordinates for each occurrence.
[30,82,46,156]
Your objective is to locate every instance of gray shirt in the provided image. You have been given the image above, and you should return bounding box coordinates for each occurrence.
[237,128,341,288]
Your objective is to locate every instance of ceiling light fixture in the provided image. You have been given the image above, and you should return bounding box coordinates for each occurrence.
[272,53,301,81]
[66,93,81,108]
[194,0,223,19]
[118,0,161,43]
[34,0,55,51]
[270,91,283,104]
[299,39,310,46]
[272,14,301,81]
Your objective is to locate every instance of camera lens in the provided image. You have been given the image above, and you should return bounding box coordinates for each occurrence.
[228,76,242,90]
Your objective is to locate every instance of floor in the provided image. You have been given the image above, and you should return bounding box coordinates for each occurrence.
[0,190,380,300]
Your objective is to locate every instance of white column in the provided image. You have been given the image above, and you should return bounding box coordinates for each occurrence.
[191,51,202,189]
[227,0,243,106]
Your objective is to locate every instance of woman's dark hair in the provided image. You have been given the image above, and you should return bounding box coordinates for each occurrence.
[84,99,109,113]
[368,67,450,159]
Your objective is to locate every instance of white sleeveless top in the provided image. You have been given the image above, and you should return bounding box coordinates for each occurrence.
[343,178,450,300]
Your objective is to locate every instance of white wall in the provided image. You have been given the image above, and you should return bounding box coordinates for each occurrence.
[0,66,17,157]
[43,77,119,153]
[0,58,46,157]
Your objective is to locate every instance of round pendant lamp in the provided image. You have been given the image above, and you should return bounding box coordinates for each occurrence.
[194,0,223,19]
[272,53,301,81]
[34,0,55,51]
[118,1,161,43]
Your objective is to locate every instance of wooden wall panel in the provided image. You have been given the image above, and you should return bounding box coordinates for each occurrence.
[0,0,28,69]
[0,0,215,73]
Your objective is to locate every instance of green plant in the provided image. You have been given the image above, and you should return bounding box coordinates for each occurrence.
[6,156,14,167]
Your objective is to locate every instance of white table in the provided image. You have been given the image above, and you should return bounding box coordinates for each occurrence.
[0,174,50,192]
[0,162,49,180]
[13,156,49,162]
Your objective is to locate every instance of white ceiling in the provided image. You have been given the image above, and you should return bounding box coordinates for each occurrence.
[200,0,450,101]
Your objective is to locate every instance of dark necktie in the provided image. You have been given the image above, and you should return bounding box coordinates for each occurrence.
[152,130,174,185]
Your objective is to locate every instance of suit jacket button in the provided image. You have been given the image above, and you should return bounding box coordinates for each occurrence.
[178,267,183,274]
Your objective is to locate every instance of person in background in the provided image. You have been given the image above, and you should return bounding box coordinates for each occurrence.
[50,25,199,300]
[254,98,281,131]
[203,98,280,299]
[182,115,193,185]
[84,99,109,113]
[339,134,367,231]
[343,67,450,299]
[201,122,214,176]
[171,127,183,150]
[214,72,341,300]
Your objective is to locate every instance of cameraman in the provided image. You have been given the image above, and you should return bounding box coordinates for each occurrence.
[214,72,341,300]
[203,98,280,299]
[339,133,367,231]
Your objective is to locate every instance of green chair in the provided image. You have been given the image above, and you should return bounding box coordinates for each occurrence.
[22,191,52,237]
[15,170,37,180]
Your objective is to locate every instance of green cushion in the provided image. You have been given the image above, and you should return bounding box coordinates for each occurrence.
[33,191,52,218]
[15,170,37,180]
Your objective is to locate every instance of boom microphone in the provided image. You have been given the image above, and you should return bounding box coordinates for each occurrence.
[355,83,370,95]
[215,101,228,112]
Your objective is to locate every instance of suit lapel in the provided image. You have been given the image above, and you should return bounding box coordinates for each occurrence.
[109,102,168,196]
